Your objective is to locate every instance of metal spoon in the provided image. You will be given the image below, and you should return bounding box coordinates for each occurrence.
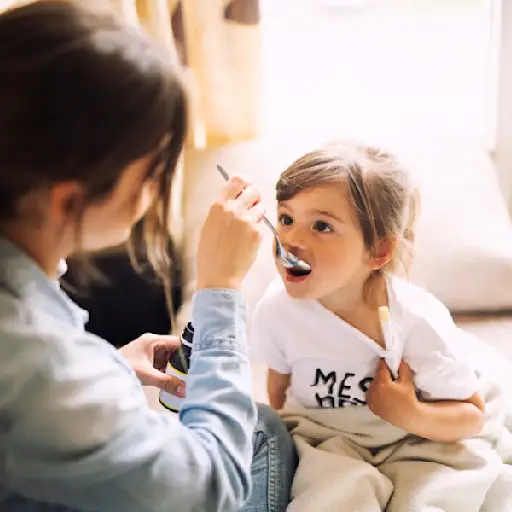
[216,165,311,274]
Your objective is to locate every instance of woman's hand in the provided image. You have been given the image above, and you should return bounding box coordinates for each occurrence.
[366,359,418,430]
[196,176,264,291]
[119,333,186,396]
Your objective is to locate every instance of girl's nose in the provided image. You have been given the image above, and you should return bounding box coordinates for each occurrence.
[282,226,308,251]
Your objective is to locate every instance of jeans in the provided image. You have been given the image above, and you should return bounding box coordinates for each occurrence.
[244,404,298,512]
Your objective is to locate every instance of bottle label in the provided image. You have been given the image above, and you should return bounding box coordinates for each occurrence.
[159,362,189,413]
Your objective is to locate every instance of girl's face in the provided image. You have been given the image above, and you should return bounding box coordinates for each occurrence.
[77,152,160,252]
[275,183,375,303]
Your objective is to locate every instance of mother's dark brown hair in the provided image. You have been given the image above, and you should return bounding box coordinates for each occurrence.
[0,0,187,282]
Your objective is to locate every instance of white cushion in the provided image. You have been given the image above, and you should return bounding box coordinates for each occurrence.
[176,138,512,328]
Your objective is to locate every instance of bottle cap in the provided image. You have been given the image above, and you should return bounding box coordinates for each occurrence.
[181,322,194,348]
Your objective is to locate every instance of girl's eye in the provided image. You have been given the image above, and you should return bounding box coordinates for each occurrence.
[313,220,333,233]
[278,214,293,226]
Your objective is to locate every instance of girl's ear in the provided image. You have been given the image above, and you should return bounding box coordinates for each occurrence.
[368,236,397,271]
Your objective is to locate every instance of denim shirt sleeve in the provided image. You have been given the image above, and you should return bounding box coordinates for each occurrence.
[4,289,257,512]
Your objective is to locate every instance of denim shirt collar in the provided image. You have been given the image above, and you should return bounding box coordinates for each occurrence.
[0,236,89,328]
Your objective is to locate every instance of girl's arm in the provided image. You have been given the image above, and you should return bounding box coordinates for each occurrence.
[406,391,485,443]
[267,369,291,410]
[7,290,256,512]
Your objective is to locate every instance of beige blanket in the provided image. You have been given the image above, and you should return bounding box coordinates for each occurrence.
[280,370,512,512]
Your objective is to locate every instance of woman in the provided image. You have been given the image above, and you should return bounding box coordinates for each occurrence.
[0,1,295,510]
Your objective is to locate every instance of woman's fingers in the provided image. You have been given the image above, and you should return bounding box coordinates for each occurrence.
[234,185,261,210]
[244,201,266,223]
[196,176,265,291]
[220,175,250,201]
[220,176,261,210]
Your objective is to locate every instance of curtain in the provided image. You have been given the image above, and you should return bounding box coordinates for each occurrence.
[117,0,262,147]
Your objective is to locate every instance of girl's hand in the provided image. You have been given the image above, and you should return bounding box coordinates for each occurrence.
[196,176,264,291]
[367,359,485,442]
[366,359,418,430]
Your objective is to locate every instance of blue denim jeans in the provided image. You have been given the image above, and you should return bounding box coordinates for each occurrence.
[243,404,297,512]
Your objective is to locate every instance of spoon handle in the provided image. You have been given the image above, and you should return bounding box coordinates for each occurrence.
[262,216,279,238]
[216,164,230,182]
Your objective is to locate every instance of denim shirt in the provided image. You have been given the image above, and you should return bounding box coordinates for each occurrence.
[0,237,256,511]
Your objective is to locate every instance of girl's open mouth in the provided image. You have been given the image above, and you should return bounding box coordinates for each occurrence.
[286,266,312,282]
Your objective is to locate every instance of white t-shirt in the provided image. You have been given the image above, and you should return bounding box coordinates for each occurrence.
[250,276,479,409]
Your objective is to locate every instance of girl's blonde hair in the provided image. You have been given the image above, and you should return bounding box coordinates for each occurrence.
[276,141,419,288]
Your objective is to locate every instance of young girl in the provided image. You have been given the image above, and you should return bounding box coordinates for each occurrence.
[0,2,296,511]
[250,142,505,511]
